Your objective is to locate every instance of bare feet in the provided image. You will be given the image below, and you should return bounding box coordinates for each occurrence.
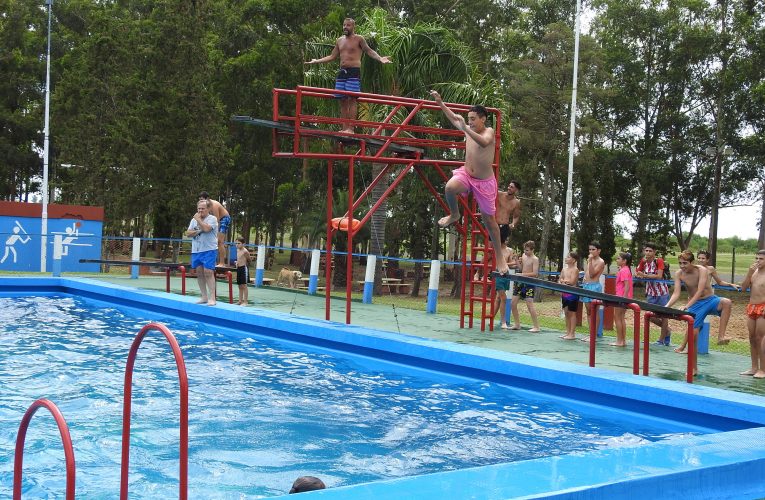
[500,323,510,330]
[740,369,757,376]
[754,371,765,379]
[609,342,626,347]
[196,298,208,304]
[438,214,461,228]
[528,328,541,333]
[338,128,354,134]
[509,325,521,330]
[559,335,576,340]
[207,299,216,306]
[716,337,731,345]
[674,347,687,354]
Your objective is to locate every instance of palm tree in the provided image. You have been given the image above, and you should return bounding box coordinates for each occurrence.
[303,8,506,293]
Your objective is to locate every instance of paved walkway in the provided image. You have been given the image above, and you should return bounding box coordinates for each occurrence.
[88,275,765,396]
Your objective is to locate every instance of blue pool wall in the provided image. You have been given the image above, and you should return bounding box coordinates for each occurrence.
[2,276,765,500]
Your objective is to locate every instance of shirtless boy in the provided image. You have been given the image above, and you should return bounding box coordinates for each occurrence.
[666,251,719,375]
[199,192,231,267]
[581,241,605,337]
[559,251,580,340]
[672,250,734,353]
[740,250,765,378]
[305,18,392,133]
[493,242,518,329]
[509,241,540,332]
[430,90,509,276]
[496,180,521,245]
[235,238,251,305]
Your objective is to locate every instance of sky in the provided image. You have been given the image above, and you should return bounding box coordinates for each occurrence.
[617,203,762,241]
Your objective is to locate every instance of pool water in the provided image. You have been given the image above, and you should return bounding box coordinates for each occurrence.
[0,295,701,499]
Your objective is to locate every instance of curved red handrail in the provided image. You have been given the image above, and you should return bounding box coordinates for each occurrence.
[120,322,188,500]
[627,303,642,375]
[13,399,76,500]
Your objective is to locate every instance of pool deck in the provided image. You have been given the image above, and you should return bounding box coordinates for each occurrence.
[86,274,765,396]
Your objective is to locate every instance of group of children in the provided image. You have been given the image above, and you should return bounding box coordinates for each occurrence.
[493,240,765,378]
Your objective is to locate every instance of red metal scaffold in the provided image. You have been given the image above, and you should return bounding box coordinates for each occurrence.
[234,86,504,330]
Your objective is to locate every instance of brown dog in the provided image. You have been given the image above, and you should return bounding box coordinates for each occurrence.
[276,268,303,288]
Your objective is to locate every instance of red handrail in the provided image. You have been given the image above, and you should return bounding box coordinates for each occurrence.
[13,399,76,500]
[642,311,696,383]
[180,266,186,295]
[627,303,642,375]
[120,323,188,500]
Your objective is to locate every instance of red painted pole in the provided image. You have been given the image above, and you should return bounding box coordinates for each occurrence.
[642,311,654,375]
[180,266,186,296]
[166,268,171,293]
[13,399,76,500]
[120,323,188,500]
[627,303,642,375]
[682,314,696,383]
[325,160,333,321]
[346,157,354,325]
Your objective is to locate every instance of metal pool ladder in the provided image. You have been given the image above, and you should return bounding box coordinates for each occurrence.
[12,322,190,499]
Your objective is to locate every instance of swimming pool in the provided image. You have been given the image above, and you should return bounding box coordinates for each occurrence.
[2,277,765,499]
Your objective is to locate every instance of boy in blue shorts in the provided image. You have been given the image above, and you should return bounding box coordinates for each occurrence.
[667,250,731,375]
[510,241,540,332]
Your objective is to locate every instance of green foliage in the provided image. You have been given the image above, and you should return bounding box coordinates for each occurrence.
[2,0,761,264]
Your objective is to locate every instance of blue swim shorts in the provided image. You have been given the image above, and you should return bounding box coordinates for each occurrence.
[580,281,602,303]
[687,295,722,327]
[512,283,535,300]
[219,215,231,234]
[335,67,361,97]
[191,250,217,271]
[495,275,513,292]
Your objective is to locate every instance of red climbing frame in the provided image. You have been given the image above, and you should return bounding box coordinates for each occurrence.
[121,322,189,500]
[246,86,504,329]
[13,399,76,500]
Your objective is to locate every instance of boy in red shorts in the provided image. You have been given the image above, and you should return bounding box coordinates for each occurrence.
[741,249,765,378]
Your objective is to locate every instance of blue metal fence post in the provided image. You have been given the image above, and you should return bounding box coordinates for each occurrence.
[255,245,265,286]
[308,249,320,295]
[362,255,376,304]
[426,260,441,313]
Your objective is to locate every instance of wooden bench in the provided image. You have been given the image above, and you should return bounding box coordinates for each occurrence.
[384,283,411,294]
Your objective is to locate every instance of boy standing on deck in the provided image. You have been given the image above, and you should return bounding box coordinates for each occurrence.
[636,242,672,345]
[509,241,540,332]
[581,241,605,339]
[558,252,580,340]
[235,238,251,305]
[740,250,765,378]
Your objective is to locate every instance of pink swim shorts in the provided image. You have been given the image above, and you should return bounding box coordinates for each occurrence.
[451,167,497,216]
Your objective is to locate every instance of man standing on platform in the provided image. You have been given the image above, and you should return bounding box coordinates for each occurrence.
[305,18,392,133]
[199,192,231,267]
[496,180,522,245]
[185,199,218,305]
[430,90,509,276]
